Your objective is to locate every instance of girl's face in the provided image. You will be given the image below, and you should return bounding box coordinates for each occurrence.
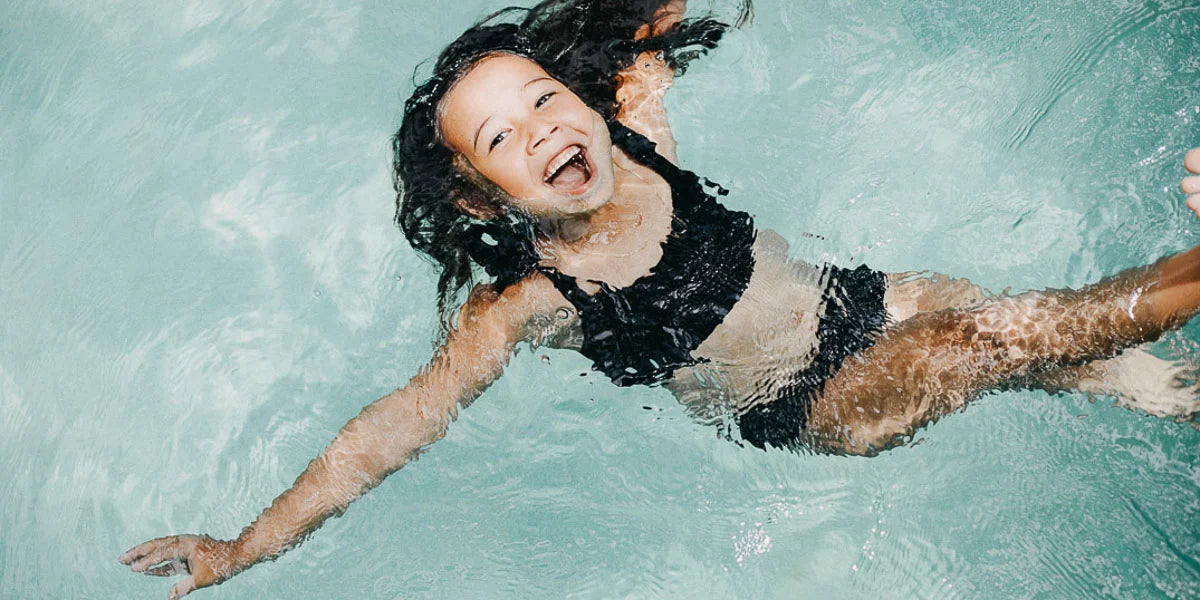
[439,53,616,219]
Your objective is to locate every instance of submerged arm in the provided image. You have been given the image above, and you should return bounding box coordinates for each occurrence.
[616,0,686,163]
[120,276,562,599]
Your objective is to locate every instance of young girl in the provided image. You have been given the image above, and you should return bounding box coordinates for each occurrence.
[121,1,1200,597]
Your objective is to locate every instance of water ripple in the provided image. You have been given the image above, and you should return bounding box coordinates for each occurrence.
[1001,2,1193,150]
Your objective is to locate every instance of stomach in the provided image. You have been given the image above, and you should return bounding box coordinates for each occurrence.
[672,229,831,416]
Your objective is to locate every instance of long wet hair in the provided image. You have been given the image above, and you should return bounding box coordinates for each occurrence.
[392,0,752,323]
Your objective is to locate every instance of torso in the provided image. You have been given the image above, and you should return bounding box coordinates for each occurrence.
[513,50,853,422]
[529,146,830,419]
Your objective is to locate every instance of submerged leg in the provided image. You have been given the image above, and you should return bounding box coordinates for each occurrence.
[885,272,1200,417]
[807,245,1200,455]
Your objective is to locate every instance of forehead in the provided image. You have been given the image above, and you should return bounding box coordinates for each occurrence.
[439,54,553,150]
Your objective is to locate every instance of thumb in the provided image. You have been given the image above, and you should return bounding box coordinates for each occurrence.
[168,575,196,600]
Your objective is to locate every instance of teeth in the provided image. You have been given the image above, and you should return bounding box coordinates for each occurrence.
[544,146,582,182]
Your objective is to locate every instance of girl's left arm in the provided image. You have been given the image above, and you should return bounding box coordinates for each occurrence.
[615,0,686,163]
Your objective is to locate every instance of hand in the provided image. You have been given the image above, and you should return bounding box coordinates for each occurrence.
[119,534,242,599]
[1184,148,1200,218]
[634,0,686,40]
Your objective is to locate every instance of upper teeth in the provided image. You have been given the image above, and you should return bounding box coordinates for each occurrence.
[545,146,582,182]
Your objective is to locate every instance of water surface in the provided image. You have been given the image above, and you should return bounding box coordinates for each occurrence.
[2,0,1199,598]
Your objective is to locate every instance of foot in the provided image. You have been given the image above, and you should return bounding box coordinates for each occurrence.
[1074,348,1200,419]
[1183,148,1200,218]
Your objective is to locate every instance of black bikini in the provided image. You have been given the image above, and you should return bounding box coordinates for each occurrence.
[536,121,889,449]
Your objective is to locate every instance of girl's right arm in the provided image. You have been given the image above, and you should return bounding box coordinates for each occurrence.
[1185,147,1200,217]
[119,274,569,599]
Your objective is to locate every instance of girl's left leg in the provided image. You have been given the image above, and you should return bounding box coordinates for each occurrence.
[805,244,1200,454]
[885,272,1200,417]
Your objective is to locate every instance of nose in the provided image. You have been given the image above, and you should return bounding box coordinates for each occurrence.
[528,122,559,155]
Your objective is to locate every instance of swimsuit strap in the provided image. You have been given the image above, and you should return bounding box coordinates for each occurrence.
[535,264,595,308]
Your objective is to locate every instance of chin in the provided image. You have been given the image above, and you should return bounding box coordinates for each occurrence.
[574,169,615,214]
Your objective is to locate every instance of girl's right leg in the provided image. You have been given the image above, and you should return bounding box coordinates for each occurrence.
[806,244,1200,455]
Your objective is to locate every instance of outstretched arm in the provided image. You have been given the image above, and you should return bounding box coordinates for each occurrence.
[120,276,564,599]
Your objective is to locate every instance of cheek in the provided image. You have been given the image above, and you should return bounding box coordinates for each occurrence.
[563,101,594,128]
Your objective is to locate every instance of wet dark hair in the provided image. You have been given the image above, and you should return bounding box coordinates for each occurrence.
[392,0,752,323]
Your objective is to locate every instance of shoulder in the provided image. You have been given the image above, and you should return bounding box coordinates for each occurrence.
[457,272,578,344]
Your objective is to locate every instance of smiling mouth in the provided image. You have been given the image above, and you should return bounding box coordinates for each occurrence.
[544,145,593,194]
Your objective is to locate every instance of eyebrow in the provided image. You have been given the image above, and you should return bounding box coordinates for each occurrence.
[472,117,491,155]
[470,76,556,154]
[522,76,553,90]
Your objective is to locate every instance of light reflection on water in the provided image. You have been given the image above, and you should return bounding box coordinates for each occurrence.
[2,0,1198,598]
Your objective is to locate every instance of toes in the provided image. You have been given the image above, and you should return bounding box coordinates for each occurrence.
[1184,176,1200,194]
[1188,194,1200,218]
[1186,148,1200,174]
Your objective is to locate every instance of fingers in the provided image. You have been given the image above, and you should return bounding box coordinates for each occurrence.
[120,535,198,573]
[120,536,173,567]
[1182,150,1200,218]
[1186,148,1200,174]
[131,543,185,573]
[121,535,218,600]
[169,575,197,600]
[119,540,154,565]
[145,559,188,577]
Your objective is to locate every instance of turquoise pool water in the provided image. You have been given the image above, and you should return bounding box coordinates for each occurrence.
[2,0,1199,597]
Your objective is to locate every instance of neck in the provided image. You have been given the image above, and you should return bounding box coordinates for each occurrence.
[539,212,595,245]
[552,148,646,232]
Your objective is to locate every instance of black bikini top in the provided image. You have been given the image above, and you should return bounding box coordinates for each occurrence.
[536,122,756,386]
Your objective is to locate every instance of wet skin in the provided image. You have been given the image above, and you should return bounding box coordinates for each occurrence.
[439,54,849,417]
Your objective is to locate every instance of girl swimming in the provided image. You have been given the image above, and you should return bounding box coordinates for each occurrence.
[120,1,1200,597]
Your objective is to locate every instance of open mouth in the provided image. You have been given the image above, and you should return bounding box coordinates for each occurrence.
[543,145,594,194]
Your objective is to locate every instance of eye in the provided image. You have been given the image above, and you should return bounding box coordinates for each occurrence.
[535,91,556,108]
[488,130,508,151]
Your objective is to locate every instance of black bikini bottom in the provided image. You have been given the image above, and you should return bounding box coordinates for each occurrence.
[736,264,889,450]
